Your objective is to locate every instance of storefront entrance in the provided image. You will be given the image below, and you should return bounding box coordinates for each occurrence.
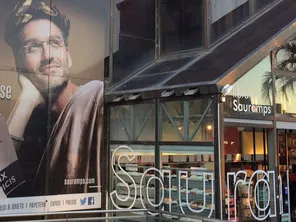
[224,125,271,221]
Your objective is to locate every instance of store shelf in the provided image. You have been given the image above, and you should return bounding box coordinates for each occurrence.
[111,145,215,218]
[164,190,213,203]
[117,183,155,198]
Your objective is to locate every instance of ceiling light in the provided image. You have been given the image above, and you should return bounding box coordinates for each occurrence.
[128,93,141,100]
[207,124,212,130]
[113,95,124,102]
[161,90,174,97]
[184,88,199,96]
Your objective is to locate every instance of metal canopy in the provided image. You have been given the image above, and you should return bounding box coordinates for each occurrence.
[105,0,296,103]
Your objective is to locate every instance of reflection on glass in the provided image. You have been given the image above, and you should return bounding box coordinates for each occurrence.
[110,144,156,210]
[112,0,156,84]
[160,145,215,218]
[211,0,250,43]
[161,100,214,142]
[224,127,269,221]
[265,35,296,118]
[110,103,155,141]
[254,0,277,13]
[225,56,273,118]
[160,0,203,54]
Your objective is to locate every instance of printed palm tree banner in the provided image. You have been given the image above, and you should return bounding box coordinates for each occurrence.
[262,35,296,115]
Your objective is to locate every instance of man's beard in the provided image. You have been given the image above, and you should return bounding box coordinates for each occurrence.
[49,79,69,102]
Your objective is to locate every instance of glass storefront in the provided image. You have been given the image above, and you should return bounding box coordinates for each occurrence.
[109,97,217,220]
[0,0,291,221]
[108,31,296,221]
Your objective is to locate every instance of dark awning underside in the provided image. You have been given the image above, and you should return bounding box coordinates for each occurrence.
[106,0,296,103]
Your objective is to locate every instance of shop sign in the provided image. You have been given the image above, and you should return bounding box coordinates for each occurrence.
[232,98,272,116]
[111,146,289,221]
[227,88,273,116]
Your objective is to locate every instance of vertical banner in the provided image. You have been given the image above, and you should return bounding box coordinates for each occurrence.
[0,0,108,215]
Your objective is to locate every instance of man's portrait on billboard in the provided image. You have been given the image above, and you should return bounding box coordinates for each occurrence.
[0,0,107,200]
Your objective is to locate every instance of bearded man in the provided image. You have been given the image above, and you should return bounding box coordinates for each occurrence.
[2,0,104,197]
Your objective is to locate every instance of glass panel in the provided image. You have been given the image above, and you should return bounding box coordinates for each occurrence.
[160,0,204,54]
[140,57,194,76]
[115,73,171,91]
[274,35,296,119]
[135,104,156,141]
[277,130,294,220]
[254,0,277,13]
[224,56,273,119]
[110,103,155,141]
[211,0,250,44]
[110,105,132,141]
[161,100,214,142]
[224,127,269,221]
[190,100,214,142]
[110,144,156,210]
[112,0,156,85]
[160,145,215,219]
[161,101,185,141]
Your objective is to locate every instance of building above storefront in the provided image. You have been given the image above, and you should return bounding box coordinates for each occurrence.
[105,0,296,103]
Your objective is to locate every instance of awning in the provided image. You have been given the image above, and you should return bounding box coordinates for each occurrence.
[105,0,296,103]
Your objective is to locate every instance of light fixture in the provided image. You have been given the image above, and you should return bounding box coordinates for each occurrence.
[221,84,234,96]
[206,124,212,130]
[237,127,244,131]
[161,90,174,97]
[127,93,141,100]
[184,88,199,96]
[220,95,226,103]
[178,124,183,130]
[113,95,124,102]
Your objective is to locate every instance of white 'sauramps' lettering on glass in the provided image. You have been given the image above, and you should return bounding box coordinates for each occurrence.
[111,146,215,217]
[111,146,290,221]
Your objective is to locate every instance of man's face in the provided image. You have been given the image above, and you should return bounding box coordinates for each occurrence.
[15,19,72,93]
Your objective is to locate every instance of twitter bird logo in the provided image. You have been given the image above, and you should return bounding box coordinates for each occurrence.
[80,198,87,206]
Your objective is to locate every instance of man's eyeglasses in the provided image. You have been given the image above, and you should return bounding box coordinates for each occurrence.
[20,38,65,55]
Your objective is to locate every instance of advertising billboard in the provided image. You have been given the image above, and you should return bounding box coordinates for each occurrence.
[0,0,108,215]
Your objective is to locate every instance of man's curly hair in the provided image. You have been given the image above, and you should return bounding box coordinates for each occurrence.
[4,0,70,51]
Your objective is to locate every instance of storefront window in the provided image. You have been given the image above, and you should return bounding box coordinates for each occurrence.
[160,99,214,142]
[160,0,204,54]
[224,56,273,119]
[160,145,215,219]
[110,103,155,141]
[111,0,156,84]
[210,0,250,44]
[224,126,270,221]
[110,99,217,219]
[110,144,156,211]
